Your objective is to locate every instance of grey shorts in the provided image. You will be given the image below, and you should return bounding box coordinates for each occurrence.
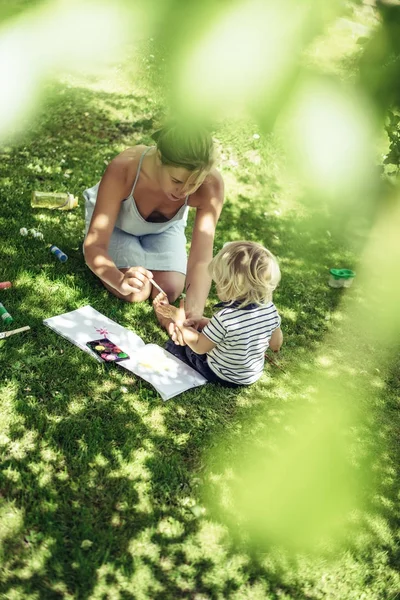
[106,224,188,274]
[83,182,188,275]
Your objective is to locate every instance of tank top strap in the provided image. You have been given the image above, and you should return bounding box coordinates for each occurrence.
[129,146,154,198]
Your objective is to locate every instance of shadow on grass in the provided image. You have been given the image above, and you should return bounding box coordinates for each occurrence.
[0,79,399,599]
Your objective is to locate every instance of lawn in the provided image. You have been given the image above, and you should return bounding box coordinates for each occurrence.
[1,3,400,600]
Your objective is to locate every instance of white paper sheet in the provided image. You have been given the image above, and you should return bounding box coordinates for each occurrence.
[43,305,207,400]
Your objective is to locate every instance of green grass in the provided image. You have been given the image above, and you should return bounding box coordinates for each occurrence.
[1,6,400,600]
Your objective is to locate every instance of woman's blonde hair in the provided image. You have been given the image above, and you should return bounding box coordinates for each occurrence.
[153,122,215,193]
[208,241,281,308]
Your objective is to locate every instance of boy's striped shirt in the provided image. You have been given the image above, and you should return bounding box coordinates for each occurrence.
[202,301,281,385]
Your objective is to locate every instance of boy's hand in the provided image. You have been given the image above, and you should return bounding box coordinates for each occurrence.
[173,322,199,347]
[168,299,187,344]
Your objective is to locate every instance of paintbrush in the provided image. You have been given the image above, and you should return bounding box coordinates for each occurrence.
[0,325,30,339]
[151,279,167,297]
[265,351,286,373]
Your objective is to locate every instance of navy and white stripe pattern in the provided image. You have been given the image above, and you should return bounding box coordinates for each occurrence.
[202,301,281,385]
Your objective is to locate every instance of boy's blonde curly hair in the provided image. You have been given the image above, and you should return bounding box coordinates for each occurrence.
[209,241,281,308]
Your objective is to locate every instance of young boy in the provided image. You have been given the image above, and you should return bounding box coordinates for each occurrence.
[153,241,283,387]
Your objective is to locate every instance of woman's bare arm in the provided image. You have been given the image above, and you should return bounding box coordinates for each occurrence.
[184,172,224,324]
[83,151,152,296]
[84,160,128,290]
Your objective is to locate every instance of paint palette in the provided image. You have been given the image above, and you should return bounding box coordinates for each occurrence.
[86,338,130,363]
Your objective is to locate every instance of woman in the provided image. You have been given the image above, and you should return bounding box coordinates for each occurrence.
[83,122,224,329]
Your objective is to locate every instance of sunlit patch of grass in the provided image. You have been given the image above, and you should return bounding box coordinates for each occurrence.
[157,517,185,539]
[90,560,165,599]
[141,406,167,435]
[128,527,160,560]
[4,430,38,461]
[0,502,24,554]
[110,448,152,482]
[279,307,298,322]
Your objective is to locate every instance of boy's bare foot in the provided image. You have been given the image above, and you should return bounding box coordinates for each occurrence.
[153,293,186,333]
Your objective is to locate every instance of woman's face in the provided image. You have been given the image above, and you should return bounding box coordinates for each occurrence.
[156,154,206,201]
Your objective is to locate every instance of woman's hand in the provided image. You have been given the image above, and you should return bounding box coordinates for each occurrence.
[119,266,153,296]
[183,313,209,330]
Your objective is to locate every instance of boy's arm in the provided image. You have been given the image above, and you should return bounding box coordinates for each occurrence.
[175,324,216,354]
[269,327,283,352]
[153,295,211,345]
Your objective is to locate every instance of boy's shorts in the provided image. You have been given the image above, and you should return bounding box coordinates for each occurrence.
[165,341,240,388]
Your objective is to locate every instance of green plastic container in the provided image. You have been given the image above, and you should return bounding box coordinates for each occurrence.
[328,268,355,288]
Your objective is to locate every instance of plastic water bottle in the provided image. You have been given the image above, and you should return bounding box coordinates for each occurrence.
[32,191,78,210]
